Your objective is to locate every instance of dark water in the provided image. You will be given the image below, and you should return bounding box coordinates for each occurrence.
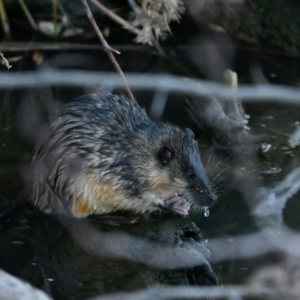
[1,48,300,299]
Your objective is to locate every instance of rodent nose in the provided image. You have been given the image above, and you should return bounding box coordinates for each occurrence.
[206,191,217,205]
[199,188,217,206]
[186,167,217,206]
[198,187,217,203]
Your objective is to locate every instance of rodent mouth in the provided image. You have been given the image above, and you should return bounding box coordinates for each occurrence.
[164,193,190,215]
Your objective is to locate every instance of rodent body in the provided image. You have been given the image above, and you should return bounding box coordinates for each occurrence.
[30,93,216,218]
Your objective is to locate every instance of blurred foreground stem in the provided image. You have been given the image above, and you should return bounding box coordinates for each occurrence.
[0,0,11,39]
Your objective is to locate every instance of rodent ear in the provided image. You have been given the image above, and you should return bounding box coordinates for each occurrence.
[185,128,195,139]
[160,146,174,166]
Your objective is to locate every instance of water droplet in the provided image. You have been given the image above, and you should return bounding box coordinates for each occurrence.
[204,207,210,217]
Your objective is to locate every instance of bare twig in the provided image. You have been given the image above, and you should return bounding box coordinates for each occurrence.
[90,0,165,55]
[61,217,210,270]
[94,284,273,300]
[81,0,135,101]
[0,0,11,39]
[90,0,141,36]
[0,269,52,300]
[18,0,38,31]
[61,208,300,269]
[52,0,58,35]
[253,167,300,227]
[82,0,120,55]
[0,42,150,52]
[0,51,12,69]
[1,70,300,103]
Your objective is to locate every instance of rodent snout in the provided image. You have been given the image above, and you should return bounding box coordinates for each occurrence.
[205,191,218,206]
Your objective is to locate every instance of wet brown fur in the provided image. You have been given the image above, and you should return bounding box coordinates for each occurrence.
[30,93,216,218]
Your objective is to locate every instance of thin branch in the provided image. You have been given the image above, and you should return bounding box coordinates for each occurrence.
[1,70,300,104]
[93,284,274,300]
[0,51,12,69]
[81,0,135,101]
[58,209,300,269]
[0,42,150,51]
[0,0,11,39]
[253,166,300,227]
[60,216,210,271]
[18,0,38,31]
[89,0,165,55]
[52,0,58,36]
[0,269,52,300]
[90,0,141,36]
[82,0,120,55]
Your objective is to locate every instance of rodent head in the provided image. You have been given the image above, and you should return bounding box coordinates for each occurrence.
[138,124,217,215]
[30,93,217,218]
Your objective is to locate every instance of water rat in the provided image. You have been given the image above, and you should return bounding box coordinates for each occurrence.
[30,93,217,218]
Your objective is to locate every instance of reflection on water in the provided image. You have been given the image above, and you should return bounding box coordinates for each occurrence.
[1,206,218,299]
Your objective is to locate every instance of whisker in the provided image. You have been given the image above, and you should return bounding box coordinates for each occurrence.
[210,156,231,175]
[190,203,196,214]
[204,150,232,182]
[210,166,230,182]
[206,153,212,172]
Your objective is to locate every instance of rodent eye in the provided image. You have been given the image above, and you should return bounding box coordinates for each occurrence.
[160,146,174,166]
[185,128,195,139]
[186,170,196,179]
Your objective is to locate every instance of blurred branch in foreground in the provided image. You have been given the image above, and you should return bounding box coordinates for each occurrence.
[94,284,273,300]
[64,218,300,268]
[208,225,300,263]
[0,269,52,300]
[56,165,300,272]
[0,70,300,103]
[254,167,300,227]
[62,217,212,270]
